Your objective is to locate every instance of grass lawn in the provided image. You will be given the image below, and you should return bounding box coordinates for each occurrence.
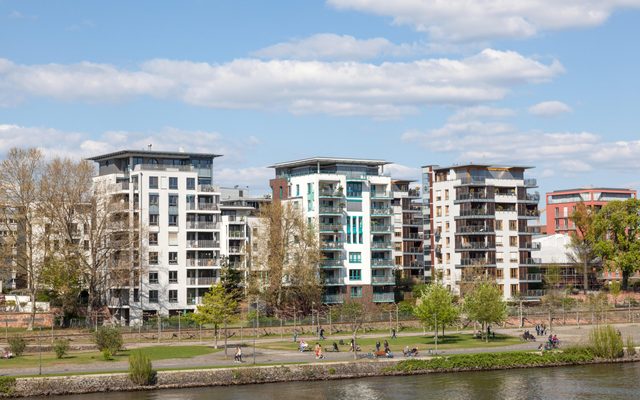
[257,333,520,352]
[0,345,218,370]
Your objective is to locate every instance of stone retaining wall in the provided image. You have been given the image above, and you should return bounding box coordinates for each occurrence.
[3,357,639,398]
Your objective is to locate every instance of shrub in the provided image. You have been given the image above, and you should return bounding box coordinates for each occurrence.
[626,336,637,356]
[8,336,26,357]
[53,338,70,359]
[102,349,113,361]
[93,326,123,355]
[588,325,624,359]
[0,376,16,395]
[129,350,156,385]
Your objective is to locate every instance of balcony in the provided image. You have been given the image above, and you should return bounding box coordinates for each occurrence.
[402,219,422,226]
[187,297,203,306]
[322,294,344,304]
[455,242,495,251]
[404,247,422,254]
[227,216,246,224]
[187,258,219,267]
[187,277,219,286]
[319,223,342,232]
[322,277,344,286]
[522,273,542,282]
[371,224,392,233]
[524,289,545,298]
[319,206,342,214]
[228,246,244,254]
[371,258,394,267]
[373,293,395,303]
[187,240,220,249]
[402,204,422,213]
[370,207,392,215]
[458,258,496,267]
[371,191,392,199]
[524,179,538,188]
[372,276,395,285]
[520,258,542,265]
[455,226,494,234]
[454,192,492,203]
[187,221,219,230]
[519,209,540,219]
[407,189,420,198]
[319,188,344,198]
[457,177,486,186]
[197,184,218,193]
[371,241,393,250]
[187,203,219,211]
[228,230,245,238]
[519,242,541,250]
[321,259,343,268]
[321,241,344,250]
[403,233,424,240]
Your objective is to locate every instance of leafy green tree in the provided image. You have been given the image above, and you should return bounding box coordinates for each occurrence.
[191,284,238,357]
[463,282,507,342]
[568,202,599,293]
[219,256,244,302]
[609,281,622,306]
[413,283,460,341]
[592,199,640,290]
[339,301,369,360]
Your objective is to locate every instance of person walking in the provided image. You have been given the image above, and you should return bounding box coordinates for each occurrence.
[319,327,325,340]
[375,340,381,352]
[391,328,397,339]
[234,346,243,363]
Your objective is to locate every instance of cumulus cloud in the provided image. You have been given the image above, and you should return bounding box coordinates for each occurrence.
[252,33,422,61]
[327,0,640,43]
[0,49,563,117]
[401,117,640,173]
[385,163,421,181]
[448,105,515,122]
[528,100,572,116]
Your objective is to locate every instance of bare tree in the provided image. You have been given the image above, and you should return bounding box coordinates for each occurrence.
[0,148,46,330]
[568,202,598,294]
[251,201,321,315]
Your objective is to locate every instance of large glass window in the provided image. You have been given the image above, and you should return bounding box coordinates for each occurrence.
[350,286,362,298]
[148,271,158,284]
[149,176,158,189]
[149,290,159,303]
[349,269,362,280]
[169,271,178,284]
[168,290,178,303]
[169,252,178,264]
[187,178,196,190]
[169,177,178,190]
[349,252,362,263]
[346,182,362,197]
[149,252,158,264]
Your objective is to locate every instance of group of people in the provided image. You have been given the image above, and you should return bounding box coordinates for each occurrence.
[538,334,560,351]
[374,340,393,358]
[403,346,419,357]
[535,324,548,336]
[1,349,13,359]
[522,330,537,341]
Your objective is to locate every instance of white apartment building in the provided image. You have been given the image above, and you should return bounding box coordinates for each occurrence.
[422,164,542,300]
[89,150,223,325]
[269,157,396,305]
[391,180,425,286]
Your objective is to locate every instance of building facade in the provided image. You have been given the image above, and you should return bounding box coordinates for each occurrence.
[269,157,396,305]
[89,150,223,325]
[422,164,542,300]
[545,187,637,235]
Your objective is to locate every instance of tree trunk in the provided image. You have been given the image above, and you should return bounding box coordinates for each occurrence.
[353,331,357,360]
[224,322,228,359]
[214,324,218,349]
[28,289,36,331]
[442,324,445,338]
[622,270,629,291]
[583,259,589,294]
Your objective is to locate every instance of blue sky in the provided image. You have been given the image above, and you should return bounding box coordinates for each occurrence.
[1,1,640,203]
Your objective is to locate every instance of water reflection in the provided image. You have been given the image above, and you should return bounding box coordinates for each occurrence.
[31,363,640,400]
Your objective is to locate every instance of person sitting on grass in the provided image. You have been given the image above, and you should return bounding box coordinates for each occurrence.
[1,348,13,359]
[332,342,339,352]
[299,339,309,352]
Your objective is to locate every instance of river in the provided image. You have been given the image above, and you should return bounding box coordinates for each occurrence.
[29,362,640,400]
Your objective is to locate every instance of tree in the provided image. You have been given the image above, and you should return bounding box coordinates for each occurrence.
[251,201,321,315]
[541,264,564,333]
[338,301,370,360]
[592,199,640,290]
[191,284,238,356]
[413,283,460,341]
[0,148,47,330]
[568,202,598,294]
[219,256,244,302]
[609,280,622,306]
[40,257,82,319]
[463,282,507,342]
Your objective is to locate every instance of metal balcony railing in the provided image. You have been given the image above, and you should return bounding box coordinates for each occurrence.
[187,240,219,248]
[187,258,219,267]
[319,224,342,231]
[322,294,344,304]
[373,293,395,302]
[372,276,395,285]
[187,277,219,286]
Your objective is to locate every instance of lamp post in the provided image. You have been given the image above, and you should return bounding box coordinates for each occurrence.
[253,296,258,365]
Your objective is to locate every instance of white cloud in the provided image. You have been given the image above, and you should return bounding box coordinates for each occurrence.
[448,106,515,122]
[0,49,563,117]
[528,100,572,116]
[402,118,640,173]
[253,33,422,61]
[328,0,640,43]
[385,163,421,181]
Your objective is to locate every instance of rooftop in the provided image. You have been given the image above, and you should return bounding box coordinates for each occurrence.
[269,156,390,169]
[548,187,636,194]
[425,163,534,171]
[87,149,223,162]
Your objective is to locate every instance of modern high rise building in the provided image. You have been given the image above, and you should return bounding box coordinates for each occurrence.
[545,187,637,235]
[269,157,396,305]
[421,164,542,300]
[88,149,223,324]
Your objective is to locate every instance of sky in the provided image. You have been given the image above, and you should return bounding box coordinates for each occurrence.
[1,1,640,205]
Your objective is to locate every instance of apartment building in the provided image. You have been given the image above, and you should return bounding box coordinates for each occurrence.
[88,149,223,325]
[545,187,637,235]
[422,164,542,300]
[269,157,396,305]
[391,181,425,287]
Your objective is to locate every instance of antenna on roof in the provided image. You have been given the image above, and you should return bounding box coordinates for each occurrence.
[147,144,152,151]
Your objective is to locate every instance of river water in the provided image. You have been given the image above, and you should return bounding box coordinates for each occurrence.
[31,363,640,400]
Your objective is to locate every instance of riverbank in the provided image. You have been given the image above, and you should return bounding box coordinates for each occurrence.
[2,350,639,398]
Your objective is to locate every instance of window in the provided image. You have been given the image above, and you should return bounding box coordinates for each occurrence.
[346,182,362,198]
[168,194,179,206]
[510,268,518,279]
[169,252,178,264]
[496,269,504,279]
[149,176,158,189]
[169,177,178,190]
[149,232,158,246]
[349,269,362,280]
[148,271,159,284]
[168,232,178,246]
[187,178,195,190]
[149,194,159,206]
[496,220,503,230]
[149,290,159,303]
[169,271,178,284]
[168,214,178,226]
[307,183,313,194]
[279,187,283,198]
[149,252,158,265]
[296,184,300,196]
[509,236,518,247]
[509,220,517,230]
[510,284,518,296]
[149,214,159,226]
[350,286,362,298]
[169,290,178,303]
[436,206,442,217]
[349,252,362,263]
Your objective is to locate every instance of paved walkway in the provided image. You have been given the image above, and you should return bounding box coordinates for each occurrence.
[2,322,639,377]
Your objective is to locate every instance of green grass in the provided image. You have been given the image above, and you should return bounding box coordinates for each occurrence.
[257,333,520,352]
[0,345,218,370]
